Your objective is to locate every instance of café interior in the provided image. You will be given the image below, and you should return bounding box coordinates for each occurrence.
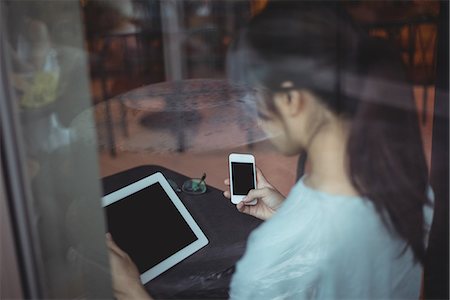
[1,1,448,299]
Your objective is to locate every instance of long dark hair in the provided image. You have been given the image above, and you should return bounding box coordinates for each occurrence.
[228,1,429,264]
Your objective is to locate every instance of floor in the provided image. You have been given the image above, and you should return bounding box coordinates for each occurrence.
[96,84,434,198]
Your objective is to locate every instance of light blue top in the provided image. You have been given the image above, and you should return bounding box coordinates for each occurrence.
[230,178,434,300]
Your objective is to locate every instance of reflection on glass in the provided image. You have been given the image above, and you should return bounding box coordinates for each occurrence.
[4,0,112,298]
[2,0,441,298]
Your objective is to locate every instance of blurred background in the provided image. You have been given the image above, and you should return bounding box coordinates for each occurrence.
[82,0,440,193]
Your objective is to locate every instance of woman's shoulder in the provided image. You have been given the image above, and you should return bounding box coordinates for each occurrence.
[281,178,379,227]
[244,179,371,256]
[252,178,389,254]
[231,181,367,298]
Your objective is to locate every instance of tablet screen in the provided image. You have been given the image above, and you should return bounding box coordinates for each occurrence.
[105,182,198,273]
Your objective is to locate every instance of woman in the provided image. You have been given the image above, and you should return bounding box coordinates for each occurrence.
[107,2,433,299]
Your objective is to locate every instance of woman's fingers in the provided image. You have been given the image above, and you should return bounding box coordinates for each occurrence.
[106,233,128,259]
[243,188,268,203]
[223,178,231,199]
[236,201,248,213]
[256,167,272,188]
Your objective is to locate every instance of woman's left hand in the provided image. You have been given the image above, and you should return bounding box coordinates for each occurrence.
[106,233,153,300]
[223,167,285,220]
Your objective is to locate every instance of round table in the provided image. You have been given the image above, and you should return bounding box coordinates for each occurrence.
[71,78,268,154]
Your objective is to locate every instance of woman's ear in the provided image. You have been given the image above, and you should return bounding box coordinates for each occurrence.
[274,89,305,118]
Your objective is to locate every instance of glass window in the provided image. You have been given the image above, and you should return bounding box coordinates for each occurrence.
[1,0,445,298]
[83,0,298,194]
[2,0,111,298]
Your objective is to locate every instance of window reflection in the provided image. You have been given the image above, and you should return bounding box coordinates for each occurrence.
[2,0,443,298]
[4,0,112,298]
[80,0,439,195]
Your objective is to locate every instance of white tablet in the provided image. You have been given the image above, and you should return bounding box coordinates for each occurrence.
[102,172,209,284]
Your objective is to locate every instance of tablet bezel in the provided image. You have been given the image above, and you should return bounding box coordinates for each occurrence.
[102,172,209,284]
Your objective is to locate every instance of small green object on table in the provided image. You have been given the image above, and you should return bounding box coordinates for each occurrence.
[182,173,207,195]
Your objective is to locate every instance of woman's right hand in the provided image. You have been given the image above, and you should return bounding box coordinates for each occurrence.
[224,167,285,220]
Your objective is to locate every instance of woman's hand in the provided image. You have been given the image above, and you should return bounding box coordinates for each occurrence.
[224,167,285,220]
[106,233,153,300]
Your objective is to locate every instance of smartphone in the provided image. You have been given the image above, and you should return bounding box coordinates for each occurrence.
[228,153,257,205]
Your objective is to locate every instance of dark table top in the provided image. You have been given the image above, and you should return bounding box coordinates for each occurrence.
[102,165,262,299]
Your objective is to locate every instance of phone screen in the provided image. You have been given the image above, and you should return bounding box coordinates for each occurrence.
[231,162,255,195]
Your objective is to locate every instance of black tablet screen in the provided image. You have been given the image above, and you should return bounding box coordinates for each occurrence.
[105,182,197,273]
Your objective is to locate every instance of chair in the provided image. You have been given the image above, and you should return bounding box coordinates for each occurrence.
[88,29,163,156]
[404,17,438,124]
[365,15,439,124]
